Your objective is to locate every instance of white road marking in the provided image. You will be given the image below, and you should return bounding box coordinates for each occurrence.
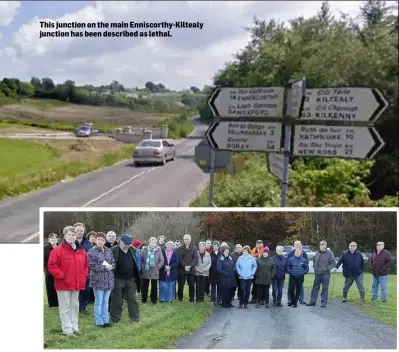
[81,167,157,207]
[21,231,40,243]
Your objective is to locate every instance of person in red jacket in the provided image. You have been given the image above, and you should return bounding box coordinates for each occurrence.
[48,226,88,337]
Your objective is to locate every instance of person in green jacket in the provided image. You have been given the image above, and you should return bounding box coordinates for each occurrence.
[255,248,276,308]
[306,240,336,308]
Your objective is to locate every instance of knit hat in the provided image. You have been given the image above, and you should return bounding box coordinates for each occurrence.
[133,240,142,248]
[263,247,270,253]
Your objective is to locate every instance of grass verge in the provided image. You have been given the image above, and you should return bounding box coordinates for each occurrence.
[303,273,397,328]
[44,286,213,349]
[0,139,135,200]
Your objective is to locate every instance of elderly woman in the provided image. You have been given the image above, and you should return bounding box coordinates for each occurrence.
[159,241,179,302]
[88,232,115,328]
[255,248,276,308]
[217,246,236,308]
[272,245,287,307]
[48,226,88,336]
[141,237,164,304]
[236,245,257,309]
[44,233,60,308]
[287,248,309,308]
[196,241,212,302]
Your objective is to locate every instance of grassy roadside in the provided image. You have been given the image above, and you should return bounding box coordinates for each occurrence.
[0,139,136,200]
[44,286,213,349]
[303,273,397,328]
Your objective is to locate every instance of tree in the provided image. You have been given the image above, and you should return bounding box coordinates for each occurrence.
[360,0,391,27]
[190,86,200,93]
[41,78,55,92]
[145,81,157,92]
[157,83,165,90]
[127,212,204,243]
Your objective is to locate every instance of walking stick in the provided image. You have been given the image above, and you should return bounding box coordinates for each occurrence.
[330,270,336,297]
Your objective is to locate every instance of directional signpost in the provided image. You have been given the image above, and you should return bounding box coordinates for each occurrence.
[205,79,388,207]
[206,121,282,152]
[293,125,385,159]
[301,87,389,122]
[208,87,285,118]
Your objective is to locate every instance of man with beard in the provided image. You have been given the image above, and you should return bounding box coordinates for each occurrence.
[74,223,92,314]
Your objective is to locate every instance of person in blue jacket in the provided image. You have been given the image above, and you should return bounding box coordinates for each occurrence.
[286,240,308,305]
[235,245,257,309]
[272,245,287,307]
[286,248,309,308]
[217,246,237,308]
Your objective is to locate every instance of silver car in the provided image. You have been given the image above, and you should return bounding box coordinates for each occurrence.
[133,139,175,166]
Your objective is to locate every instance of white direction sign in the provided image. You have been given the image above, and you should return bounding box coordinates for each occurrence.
[287,79,305,118]
[301,87,388,122]
[293,125,385,159]
[208,87,284,118]
[206,121,282,152]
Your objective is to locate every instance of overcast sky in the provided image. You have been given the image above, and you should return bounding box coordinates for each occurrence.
[0,1,391,90]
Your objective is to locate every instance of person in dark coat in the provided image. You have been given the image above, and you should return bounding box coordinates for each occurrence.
[74,222,92,314]
[286,240,308,305]
[217,246,237,308]
[370,241,392,302]
[110,235,141,323]
[204,240,213,295]
[287,248,309,308]
[87,231,97,304]
[272,245,287,307]
[158,235,166,251]
[231,244,243,300]
[176,234,199,303]
[334,242,365,302]
[209,241,221,305]
[159,241,179,302]
[44,233,59,308]
[105,231,119,248]
[255,248,276,308]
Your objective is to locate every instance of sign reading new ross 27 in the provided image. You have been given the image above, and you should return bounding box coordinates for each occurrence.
[208,87,285,118]
[301,87,388,122]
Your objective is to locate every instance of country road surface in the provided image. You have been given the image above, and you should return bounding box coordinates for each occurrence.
[176,290,397,349]
[0,117,209,244]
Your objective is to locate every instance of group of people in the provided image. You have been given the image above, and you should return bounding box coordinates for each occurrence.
[44,224,393,337]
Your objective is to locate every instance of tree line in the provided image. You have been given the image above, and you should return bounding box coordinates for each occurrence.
[43,211,397,254]
[199,1,398,204]
[0,77,205,114]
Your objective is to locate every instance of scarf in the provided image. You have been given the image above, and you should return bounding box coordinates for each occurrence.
[145,247,156,272]
[165,248,173,278]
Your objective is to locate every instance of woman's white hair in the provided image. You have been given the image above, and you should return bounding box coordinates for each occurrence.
[199,241,206,247]
[276,245,284,251]
[149,237,157,244]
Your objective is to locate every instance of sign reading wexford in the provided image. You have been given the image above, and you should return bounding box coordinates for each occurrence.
[293,125,385,159]
[301,87,388,122]
[206,121,282,152]
[208,87,285,118]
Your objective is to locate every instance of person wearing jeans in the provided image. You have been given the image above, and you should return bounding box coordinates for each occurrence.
[272,246,287,307]
[48,226,88,336]
[195,242,212,302]
[255,248,276,308]
[370,241,392,302]
[335,242,365,302]
[287,249,309,308]
[88,232,115,328]
[236,246,257,309]
[159,241,179,302]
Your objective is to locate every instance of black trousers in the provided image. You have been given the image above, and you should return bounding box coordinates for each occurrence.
[251,283,257,301]
[45,275,59,307]
[196,276,206,301]
[89,287,95,304]
[177,274,195,302]
[141,279,158,303]
[288,276,304,305]
[204,276,210,295]
[234,275,241,298]
[220,286,235,307]
[257,284,270,304]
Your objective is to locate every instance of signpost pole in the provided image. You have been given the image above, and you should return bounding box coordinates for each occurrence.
[208,148,215,207]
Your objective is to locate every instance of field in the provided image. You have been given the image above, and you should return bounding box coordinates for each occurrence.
[0,138,135,200]
[43,286,213,349]
[0,121,57,133]
[303,273,397,328]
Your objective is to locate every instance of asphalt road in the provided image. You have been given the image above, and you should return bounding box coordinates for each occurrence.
[0,117,209,244]
[176,289,397,349]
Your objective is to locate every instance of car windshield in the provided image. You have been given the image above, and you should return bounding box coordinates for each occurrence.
[80,126,90,130]
[138,140,161,147]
